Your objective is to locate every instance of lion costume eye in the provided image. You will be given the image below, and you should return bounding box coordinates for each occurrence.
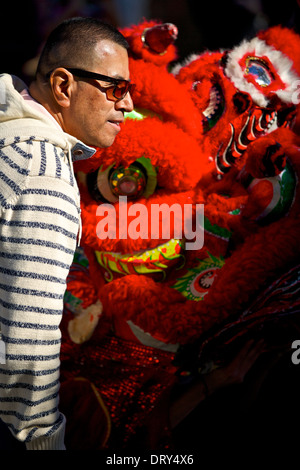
[109,164,147,198]
[87,157,157,203]
[224,37,294,107]
[244,57,273,87]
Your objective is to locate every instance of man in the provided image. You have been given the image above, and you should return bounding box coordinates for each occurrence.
[0,17,133,450]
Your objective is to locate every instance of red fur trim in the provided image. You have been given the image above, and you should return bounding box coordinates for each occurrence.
[128,60,201,138]
[98,212,300,345]
[67,22,300,350]
[74,117,211,177]
[121,20,178,65]
[258,26,300,76]
[245,127,297,177]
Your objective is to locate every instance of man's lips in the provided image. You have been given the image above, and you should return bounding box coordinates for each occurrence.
[108,119,124,131]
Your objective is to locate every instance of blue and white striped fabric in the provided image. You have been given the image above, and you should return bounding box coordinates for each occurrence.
[0,74,95,449]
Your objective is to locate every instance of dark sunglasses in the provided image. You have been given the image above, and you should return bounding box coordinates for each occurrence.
[67,67,134,101]
[46,67,135,101]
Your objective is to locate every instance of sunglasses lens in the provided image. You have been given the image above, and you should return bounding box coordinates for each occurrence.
[104,81,134,101]
[113,82,130,100]
[105,86,117,101]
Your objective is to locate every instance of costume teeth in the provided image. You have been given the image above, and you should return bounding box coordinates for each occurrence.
[246,115,257,141]
[232,141,243,158]
[222,124,235,166]
[266,111,277,129]
[215,109,278,174]
[203,85,221,119]
[237,116,250,149]
[256,112,265,132]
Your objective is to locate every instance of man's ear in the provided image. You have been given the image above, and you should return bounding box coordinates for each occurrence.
[50,68,73,108]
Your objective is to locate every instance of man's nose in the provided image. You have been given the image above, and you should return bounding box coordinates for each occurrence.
[116,91,134,112]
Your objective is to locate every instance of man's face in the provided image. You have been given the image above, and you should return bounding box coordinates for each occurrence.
[65,39,133,148]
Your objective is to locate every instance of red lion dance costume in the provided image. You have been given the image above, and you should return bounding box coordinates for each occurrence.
[60,21,300,450]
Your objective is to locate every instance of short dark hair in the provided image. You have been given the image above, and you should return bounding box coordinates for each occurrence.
[36,17,129,79]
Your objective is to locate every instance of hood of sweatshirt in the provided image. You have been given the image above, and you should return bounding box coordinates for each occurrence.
[0,74,95,162]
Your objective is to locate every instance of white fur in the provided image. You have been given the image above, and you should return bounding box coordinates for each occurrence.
[171,53,202,76]
[225,36,300,106]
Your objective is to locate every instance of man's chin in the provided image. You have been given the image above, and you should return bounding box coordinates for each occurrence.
[86,136,115,149]
[95,141,115,149]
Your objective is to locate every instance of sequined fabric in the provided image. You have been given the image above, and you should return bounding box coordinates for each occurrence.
[60,317,178,448]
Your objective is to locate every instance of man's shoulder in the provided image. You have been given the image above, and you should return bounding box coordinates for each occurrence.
[0,135,78,207]
[0,133,66,173]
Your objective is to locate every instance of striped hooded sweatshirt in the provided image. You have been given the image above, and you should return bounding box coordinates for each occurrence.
[0,74,95,450]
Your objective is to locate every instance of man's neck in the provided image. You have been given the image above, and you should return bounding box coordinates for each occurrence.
[29,80,64,130]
